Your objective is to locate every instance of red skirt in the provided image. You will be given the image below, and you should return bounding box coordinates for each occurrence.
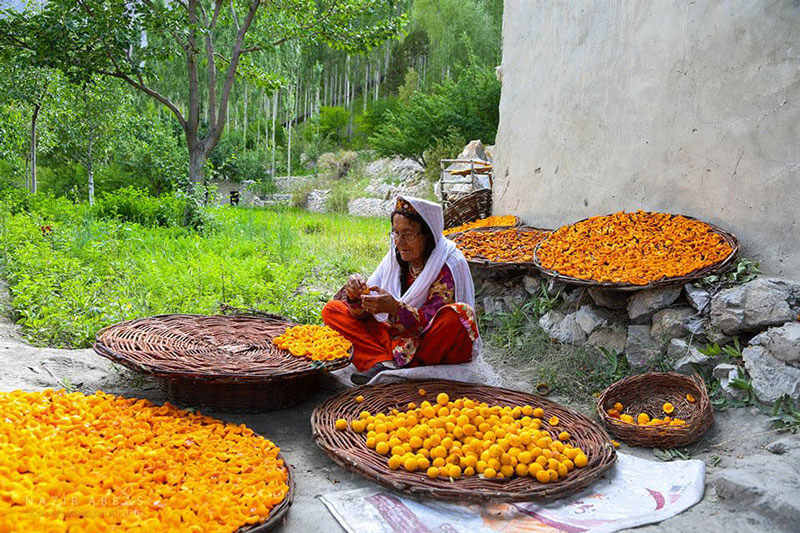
[321,300,473,372]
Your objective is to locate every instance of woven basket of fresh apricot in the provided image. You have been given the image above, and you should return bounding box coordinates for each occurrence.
[596,373,714,448]
[534,211,738,289]
[312,380,616,502]
[0,389,292,532]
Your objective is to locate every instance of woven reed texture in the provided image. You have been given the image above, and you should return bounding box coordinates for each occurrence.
[533,214,739,292]
[94,314,351,380]
[156,373,322,412]
[240,452,294,532]
[94,314,351,411]
[449,226,552,272]
[596,373,714,448]
[312,380,617,503]
[443,189,492,230]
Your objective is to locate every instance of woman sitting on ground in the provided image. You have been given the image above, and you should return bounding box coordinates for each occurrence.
[322,196,480,385]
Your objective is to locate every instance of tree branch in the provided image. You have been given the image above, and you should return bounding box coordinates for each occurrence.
[186,0,202,146]
[98,69,186,131]
[210,0,261,154]
[205,1,224,131]
[229,0,241,31]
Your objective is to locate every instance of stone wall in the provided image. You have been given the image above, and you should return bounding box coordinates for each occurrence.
[476,266,800,404]
[494,0,800,276]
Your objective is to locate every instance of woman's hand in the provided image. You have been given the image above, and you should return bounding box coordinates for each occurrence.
[361,286,400,317]
[345,274,368,301]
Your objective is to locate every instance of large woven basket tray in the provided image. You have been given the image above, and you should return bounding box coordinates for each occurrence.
[240,450,294,532]
[312,380,617,503]
[596,373,714,449]
[443,216,522,238]
[532,213,739,291]
[449,225,552,272]
[94,314,352,412]
[443,188,492,230]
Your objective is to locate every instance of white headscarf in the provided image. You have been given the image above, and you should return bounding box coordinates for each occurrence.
[367,196,480,353]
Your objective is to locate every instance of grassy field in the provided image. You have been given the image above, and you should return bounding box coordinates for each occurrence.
[0,192,388,348]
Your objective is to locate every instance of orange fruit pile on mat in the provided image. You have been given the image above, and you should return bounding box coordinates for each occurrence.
[606,401,687,427]
[536,211,733,285]
[443,216,518,236]
[273,324,352,361]
[335,392,589,484]
[450,228,550,263]
[0,389,288,532]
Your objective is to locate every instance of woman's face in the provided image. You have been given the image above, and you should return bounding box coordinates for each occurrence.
[392,214,427,266]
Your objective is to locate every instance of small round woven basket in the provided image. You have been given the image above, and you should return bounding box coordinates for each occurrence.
[596,373,714,448]
[312,380,617,503]
[94,314,352,412]
[239,452,294,532]
[449,225,553,273]
[532,213,739,291]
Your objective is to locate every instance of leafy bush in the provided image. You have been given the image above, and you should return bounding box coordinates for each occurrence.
[318,150,358,180]
[318,106,350,144]
[94,187,182,227]
[326,187,351,214]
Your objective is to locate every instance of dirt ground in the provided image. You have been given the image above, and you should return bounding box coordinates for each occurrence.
[1,288,797,532]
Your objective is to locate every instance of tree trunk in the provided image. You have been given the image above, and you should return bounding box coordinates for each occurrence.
[243,85,248,148]
[30,103,39,194]
[271,92,277,176]
[363,62,369,114]
[184,145,206,225]
[87,135,95,206]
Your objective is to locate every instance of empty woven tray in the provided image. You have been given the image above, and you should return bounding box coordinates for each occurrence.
[312,380,616,503]
[94,314,351,411]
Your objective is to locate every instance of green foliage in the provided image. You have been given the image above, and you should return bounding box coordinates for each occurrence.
[385,28,430,92]
[699,337,743,361]
[422,128,466,183]
[480,287,628,401]
[355,97,399,142]
[409,0,500,87]
[93,187,183,228]
[771,395,800,432]
[699,258,760,290]
[318,107,350,144]
[370,63,500,165]
[0,191,388,348]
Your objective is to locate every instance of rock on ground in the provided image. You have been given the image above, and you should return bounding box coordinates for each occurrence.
[538,310,586,344]
[588,288,629,309]
[625,325,662,369]
[347,198,394,218]
[650,307,695,341]
[743,344,800,403]
[710,278,800,334]
[749,321,800,365]
[684,283,712,313]
[306,189,331,213]
[666,338,711,374]
[627,287,682,323]
[713,445,800,531]
[586,325,628,354]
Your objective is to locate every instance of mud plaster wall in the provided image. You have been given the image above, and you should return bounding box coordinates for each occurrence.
[494,0,800,276]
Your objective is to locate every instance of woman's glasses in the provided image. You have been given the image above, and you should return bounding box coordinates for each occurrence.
[389,230,421,243]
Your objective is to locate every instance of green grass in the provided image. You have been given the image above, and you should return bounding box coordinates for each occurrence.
[481,290,630,402]
[0,194,388,348]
